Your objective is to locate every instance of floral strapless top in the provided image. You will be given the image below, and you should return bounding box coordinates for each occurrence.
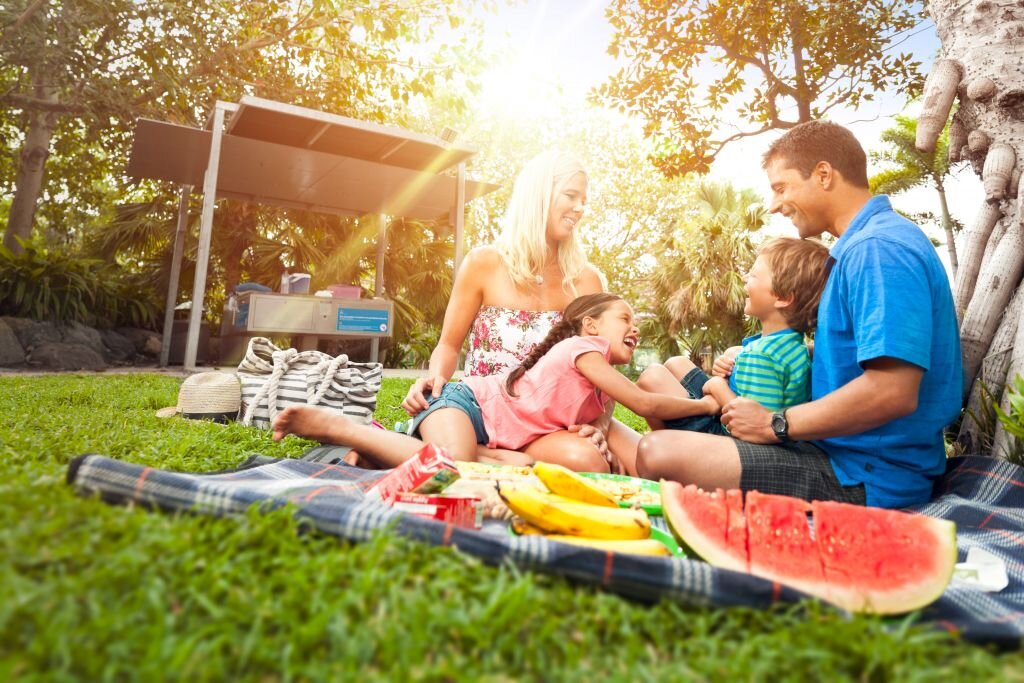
[464,305,563,377]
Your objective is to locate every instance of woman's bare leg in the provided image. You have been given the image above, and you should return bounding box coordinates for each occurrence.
[606,418,641,477]
[524,430,609,473]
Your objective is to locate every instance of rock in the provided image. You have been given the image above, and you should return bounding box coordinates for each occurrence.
[100,329,136,362]
[1,317,60,350]
[26,342,106,370]
[0,319,26,366]
[61,321,105,355]
[116,327,163,357]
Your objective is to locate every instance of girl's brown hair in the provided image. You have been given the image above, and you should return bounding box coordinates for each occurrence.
[505,293,624,397]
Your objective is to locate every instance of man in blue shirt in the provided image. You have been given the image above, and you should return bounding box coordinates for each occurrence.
[636,120,963,508]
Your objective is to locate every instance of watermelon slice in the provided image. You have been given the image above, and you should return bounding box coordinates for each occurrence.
[745,492,825,599]
[661,482,746,572]
[813,501,958,613]
[661,483,957,614]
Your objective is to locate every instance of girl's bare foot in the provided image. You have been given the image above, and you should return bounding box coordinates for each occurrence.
[272,406,352,444]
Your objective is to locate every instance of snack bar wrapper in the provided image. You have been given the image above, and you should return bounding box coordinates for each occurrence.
[365,443,460,504]
[392,492,483,529]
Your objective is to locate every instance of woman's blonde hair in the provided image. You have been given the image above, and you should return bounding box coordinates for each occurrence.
[495,150,590,293]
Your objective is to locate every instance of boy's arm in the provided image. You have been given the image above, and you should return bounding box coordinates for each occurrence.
[702,376,736,409]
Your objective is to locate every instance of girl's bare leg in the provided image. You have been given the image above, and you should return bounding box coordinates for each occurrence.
[415,408,485,462]
[273,406,428,469]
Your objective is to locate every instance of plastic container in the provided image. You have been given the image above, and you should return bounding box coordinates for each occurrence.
[329,284,361,299]
[288,273,311,294]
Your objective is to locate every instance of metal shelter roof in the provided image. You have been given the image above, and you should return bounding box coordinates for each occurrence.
[125,96,498,370]
[127,96,498,219]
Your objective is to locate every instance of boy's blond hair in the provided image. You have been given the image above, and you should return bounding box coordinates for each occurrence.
[758,237,830,333]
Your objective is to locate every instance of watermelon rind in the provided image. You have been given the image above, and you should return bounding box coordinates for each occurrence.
[661,481,747,573]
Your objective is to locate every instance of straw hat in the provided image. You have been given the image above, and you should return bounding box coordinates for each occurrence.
[156,372,241,423]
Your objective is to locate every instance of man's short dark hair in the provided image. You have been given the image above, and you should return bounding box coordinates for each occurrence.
[762,120,869,189]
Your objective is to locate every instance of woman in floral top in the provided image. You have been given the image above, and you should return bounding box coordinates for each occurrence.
[401,150,639,474]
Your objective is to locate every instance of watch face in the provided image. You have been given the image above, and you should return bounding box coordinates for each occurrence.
[772,413,787,434]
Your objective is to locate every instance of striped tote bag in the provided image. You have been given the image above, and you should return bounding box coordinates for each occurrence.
[237,337,382,430]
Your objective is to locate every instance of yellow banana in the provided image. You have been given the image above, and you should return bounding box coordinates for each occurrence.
[544,535,671,557]
[498,485,651,540]
[533,461,618,507]
[510,517,546,536]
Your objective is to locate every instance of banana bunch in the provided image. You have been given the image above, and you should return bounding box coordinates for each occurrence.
[501,464,662,556]
[510,517,669,556]
[532,461,618,507]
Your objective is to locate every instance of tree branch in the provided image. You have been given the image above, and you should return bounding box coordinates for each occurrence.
[1,0,47,46]
[0,91,82,114]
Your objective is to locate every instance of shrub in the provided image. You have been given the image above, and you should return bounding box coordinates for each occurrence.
[994,374,1024,465]
[0,240,160,328]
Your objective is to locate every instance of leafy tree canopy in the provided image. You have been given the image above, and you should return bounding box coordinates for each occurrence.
[595,0,925,176]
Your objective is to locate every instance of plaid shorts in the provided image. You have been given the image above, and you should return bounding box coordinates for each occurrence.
[735,440,866,505]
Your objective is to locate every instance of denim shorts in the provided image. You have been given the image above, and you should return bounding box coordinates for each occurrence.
[662,367,729,436]
[408,382,489,445]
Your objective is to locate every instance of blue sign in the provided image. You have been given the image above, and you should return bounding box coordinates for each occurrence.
[336,307,389,333]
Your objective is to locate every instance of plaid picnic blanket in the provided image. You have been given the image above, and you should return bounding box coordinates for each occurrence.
[67,453,1024,648]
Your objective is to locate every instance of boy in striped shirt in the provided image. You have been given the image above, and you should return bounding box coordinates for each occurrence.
[637,237,830,435]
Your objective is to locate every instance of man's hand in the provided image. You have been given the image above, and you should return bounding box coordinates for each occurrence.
[401,375,446,415]
[720,397,777,444]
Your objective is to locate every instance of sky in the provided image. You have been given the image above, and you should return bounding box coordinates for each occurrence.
[471,0,981,267]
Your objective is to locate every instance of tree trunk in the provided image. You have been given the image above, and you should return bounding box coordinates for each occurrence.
[953,200,1002,320]
[959,282,1024,452]
[3,83,59,254]
[935,180,957,276]
[926,0,1024,457]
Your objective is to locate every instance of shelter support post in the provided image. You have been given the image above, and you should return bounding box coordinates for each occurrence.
[370,213,387,364]
[454,162,466,273]
[184,103,227,371]
[159,185,192,367]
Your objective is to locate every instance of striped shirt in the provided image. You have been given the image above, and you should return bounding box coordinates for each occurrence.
[727,328,810,412]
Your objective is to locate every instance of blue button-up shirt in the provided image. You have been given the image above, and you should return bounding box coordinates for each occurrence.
[813,196,963,508]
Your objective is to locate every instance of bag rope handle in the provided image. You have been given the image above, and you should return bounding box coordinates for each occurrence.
[306,354,349,406]
[241,347,299,426]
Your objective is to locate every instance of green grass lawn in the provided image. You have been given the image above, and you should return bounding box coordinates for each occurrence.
[1,374,1021,681]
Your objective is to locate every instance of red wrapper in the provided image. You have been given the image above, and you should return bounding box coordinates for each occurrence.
[392,492,483,529]
[366,443,460,504]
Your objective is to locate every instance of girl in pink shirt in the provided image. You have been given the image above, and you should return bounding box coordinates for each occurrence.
[272,294,719,472]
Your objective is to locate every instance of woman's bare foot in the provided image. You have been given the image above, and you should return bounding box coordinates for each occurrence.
[272,406,353,444]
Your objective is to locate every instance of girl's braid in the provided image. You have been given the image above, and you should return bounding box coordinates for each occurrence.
[504,293,624,397]
[505,318,577,397]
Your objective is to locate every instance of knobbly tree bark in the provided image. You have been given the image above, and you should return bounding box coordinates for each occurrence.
[923,0,1024,454]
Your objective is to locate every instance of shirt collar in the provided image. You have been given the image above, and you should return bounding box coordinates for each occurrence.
[829,195,892,262]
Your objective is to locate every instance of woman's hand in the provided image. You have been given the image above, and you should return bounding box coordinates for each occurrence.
[401,375,446,416]
[567,423,622,472]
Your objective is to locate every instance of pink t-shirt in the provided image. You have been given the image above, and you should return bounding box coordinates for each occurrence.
[461,335,612,450]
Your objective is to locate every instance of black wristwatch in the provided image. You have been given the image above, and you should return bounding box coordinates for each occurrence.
[771,410,790,443]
